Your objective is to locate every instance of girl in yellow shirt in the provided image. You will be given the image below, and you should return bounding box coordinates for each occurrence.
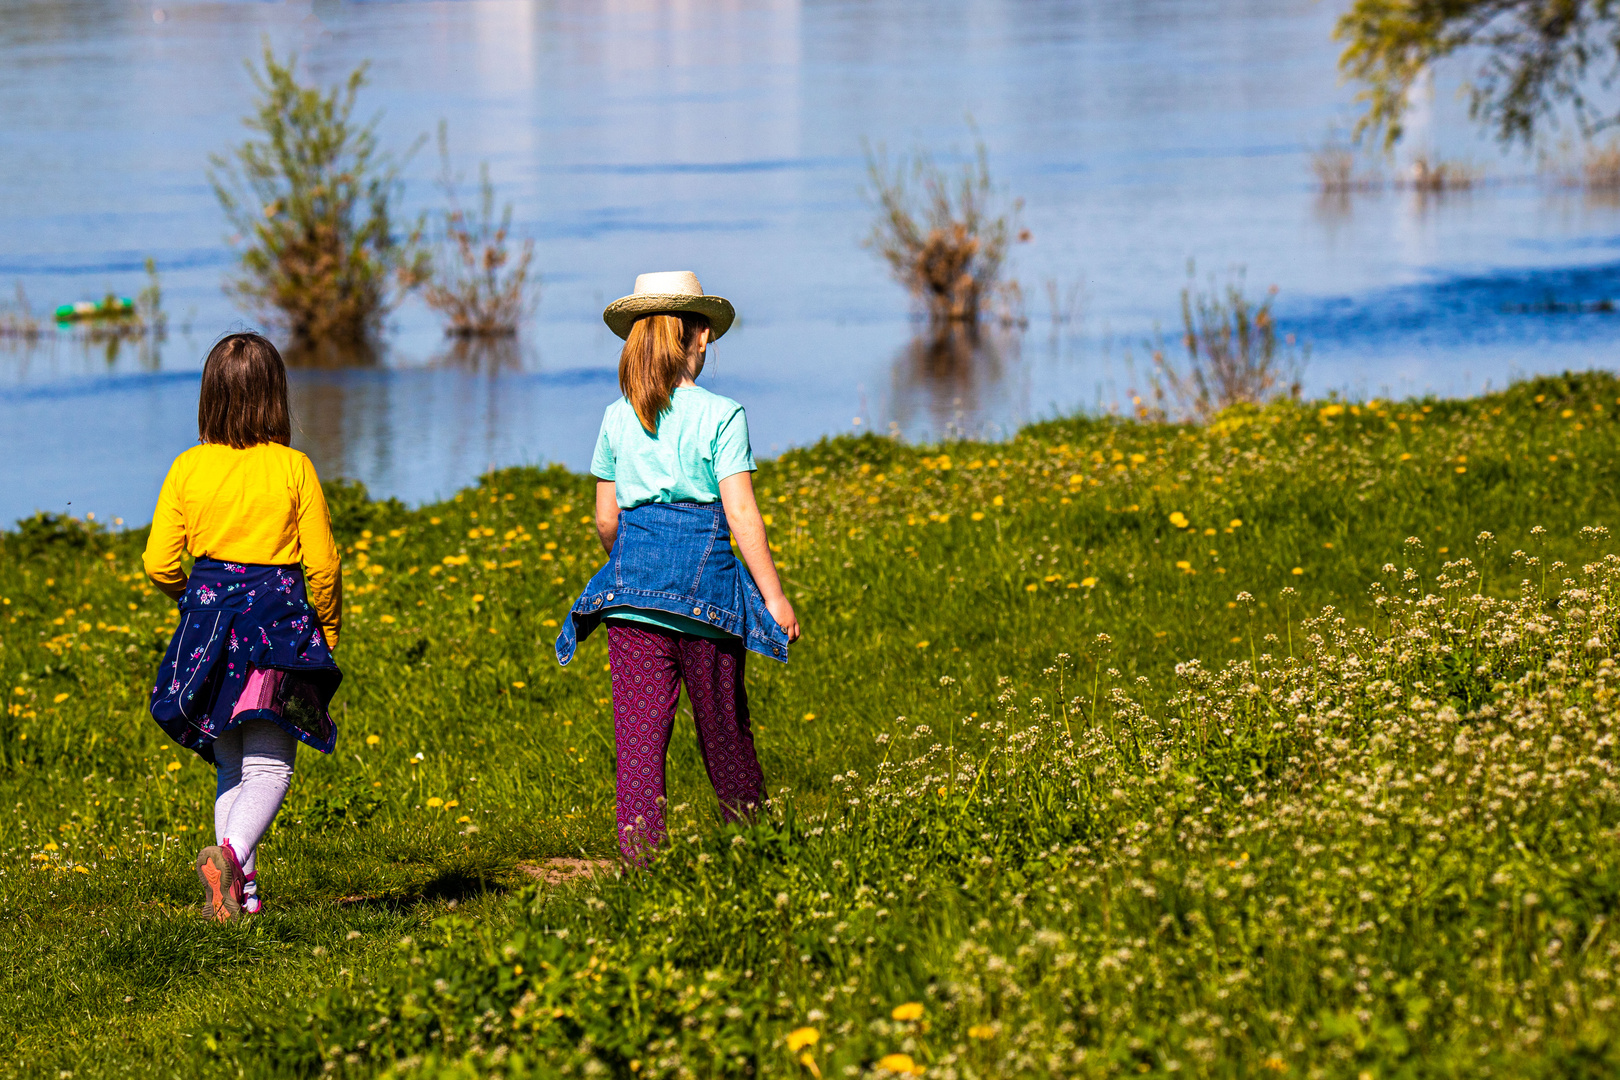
[143,332,344,920]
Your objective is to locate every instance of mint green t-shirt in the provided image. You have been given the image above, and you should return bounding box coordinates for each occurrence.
[590,386,757,638]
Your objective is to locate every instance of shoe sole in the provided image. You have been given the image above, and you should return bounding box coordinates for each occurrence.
[196,846,242,921]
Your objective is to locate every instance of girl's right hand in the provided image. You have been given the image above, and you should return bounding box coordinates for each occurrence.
[766,594,800,643]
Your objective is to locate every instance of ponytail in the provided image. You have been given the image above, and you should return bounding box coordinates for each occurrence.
[618,312,709,433]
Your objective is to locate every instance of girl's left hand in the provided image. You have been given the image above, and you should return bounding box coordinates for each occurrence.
[766,594,800,643]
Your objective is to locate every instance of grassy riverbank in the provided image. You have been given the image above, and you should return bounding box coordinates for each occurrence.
[4,372,1620,1078]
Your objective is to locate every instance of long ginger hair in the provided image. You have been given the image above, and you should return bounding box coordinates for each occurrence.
[618,312,709,433]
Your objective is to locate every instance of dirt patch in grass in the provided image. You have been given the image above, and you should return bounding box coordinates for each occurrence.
[516,858,614,886]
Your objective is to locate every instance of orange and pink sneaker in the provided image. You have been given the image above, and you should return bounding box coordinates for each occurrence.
[195,843,245,921]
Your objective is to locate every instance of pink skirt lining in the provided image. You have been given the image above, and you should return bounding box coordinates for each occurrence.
[232,667,287,719]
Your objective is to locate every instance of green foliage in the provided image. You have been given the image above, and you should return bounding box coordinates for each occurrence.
[1336,0,1620,148]
[210,46,427,349]
[5,376,1620,1075]
[5,511,107,559]
[321,476,407,539]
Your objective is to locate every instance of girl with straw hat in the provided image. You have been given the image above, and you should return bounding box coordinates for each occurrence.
[555,272,799,864]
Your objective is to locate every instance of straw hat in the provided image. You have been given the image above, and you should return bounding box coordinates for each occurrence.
[602,271,735,341]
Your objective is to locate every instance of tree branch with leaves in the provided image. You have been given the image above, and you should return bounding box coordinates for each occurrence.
[1338,0,1620,148]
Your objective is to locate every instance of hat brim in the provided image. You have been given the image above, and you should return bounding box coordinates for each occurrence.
[603,293,736,340]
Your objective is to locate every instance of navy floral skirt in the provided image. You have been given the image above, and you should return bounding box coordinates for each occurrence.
[149,557,342,764]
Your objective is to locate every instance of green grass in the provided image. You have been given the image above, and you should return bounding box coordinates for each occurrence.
[4,372,1620,1077]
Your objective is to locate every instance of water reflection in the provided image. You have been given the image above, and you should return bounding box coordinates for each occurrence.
[430,335,531,373]
[0,325,169,379]
[281,335,384,369]
[887,324,1026,441]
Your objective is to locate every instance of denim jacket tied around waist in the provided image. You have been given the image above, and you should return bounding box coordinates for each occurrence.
[554,501,790,665]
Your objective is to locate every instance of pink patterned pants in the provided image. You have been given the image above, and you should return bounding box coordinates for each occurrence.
[606,623,764,863]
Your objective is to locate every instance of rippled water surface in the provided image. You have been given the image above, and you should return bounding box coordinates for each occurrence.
[4,0,1619,525]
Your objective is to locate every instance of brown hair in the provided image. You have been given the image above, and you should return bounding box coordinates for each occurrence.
[197,333,292,448]
[618,312,709,433]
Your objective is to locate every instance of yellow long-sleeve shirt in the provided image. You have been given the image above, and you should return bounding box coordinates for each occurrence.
[142,442,343,649]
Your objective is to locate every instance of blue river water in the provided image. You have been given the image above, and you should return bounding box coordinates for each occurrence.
[2,0,1619,526]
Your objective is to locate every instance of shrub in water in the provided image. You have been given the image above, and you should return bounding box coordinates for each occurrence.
[210,47,427,350]
[423,124,537,338]
[865,138,1024,327]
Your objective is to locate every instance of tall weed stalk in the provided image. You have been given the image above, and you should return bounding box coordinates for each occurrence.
[1152,268,1303,420]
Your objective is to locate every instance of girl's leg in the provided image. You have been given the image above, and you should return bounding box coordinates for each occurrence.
[677,635,764,822]
[220,717,297,880]
[212,724,245,846]
[607,624,682,862]
[200,725,251,920]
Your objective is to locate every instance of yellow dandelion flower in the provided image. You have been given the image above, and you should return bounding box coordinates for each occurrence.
[1455,466,1466,474]
[512,681,526,689]
[53,692,69,704]
[472,593,485,603]
[1229,518,1242,528]
[1025,583,1039,592]
[429,517,441,525]
[968,1024,996,1040]
[1168,511,1189,528]
[366,734,381,746]
[44,842,59,851]
[916,640,931,649]
[803,712,816,720]
[1292,567,1304,575]
[992,495,1004,507]
[877,1054,920,1075]
[785,1027,820,1053]
[165,761,180,772]
[542,619,558,628]
[1175,560,1191,571]
[970,511,985,521]
[1081,576,1098,587]
[379,614,396,624]
[457,815,472,824]
[891,1002,924,1021]
[426,797,444,808]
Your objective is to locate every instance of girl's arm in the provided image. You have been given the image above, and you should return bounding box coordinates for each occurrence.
[295,458,343,650]
[142,461,190,601]
[594,481,620,554]
[718,471,800,642]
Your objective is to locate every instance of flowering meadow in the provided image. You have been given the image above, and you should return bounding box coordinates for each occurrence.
[3,372,1620,1077]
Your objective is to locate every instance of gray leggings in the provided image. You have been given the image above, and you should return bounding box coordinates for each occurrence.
[213,718,297,877]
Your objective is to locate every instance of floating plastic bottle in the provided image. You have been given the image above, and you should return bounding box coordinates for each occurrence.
[55,296,135,323]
